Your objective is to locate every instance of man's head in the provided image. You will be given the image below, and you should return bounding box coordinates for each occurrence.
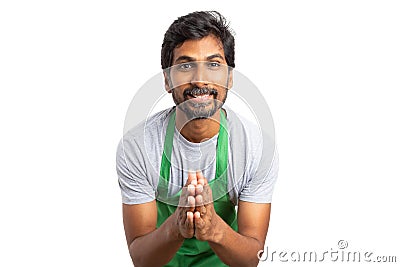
[161,11,235,120]
[161,11,235,69]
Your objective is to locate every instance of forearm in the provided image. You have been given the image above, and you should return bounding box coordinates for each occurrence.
[208,216,263,267]
[129,213,183,267]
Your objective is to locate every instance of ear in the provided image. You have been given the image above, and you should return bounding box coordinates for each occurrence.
[163,71,172,93]
[227,69,233,89]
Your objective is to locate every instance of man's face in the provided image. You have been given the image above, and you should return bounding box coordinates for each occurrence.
[165,35,232,120]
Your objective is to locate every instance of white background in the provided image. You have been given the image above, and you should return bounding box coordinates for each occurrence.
[1,1,399,266]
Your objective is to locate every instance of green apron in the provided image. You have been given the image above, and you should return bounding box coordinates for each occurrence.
[156,108,238,267]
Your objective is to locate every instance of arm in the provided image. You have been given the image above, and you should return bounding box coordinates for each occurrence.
[193,128,277,266]
[193,172,271,267]
[123,201,183,267]
[195,200,271,267]
[200,139,278,266]
[212,201,271,267]
[122,174,198,267]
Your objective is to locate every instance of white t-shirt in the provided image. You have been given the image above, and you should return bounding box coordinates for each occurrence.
[117,107,278,206]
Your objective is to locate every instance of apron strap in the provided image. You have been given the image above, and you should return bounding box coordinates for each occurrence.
[157,108,228,203]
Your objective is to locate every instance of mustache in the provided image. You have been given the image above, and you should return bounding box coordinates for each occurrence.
[183,87,218,97]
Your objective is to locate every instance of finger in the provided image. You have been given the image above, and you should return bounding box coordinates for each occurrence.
[185,171,197,186]
[196,170,204,179]
[186,211,194,229]
[184,211,194,238]
[195,194,203,207]
[188,184,196,196]
[187,195,195,211]
[194,211,204,228]
[197,178,205,186]
[178,186,190,207]
[195,184,203,195]
[198,185,207,205]
[196,171,205,185]
[189,171,197,185]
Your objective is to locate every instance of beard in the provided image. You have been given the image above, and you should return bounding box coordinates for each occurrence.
[172,86,227,120]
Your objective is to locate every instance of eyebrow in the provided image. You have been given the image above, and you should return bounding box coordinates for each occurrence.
[206,53,225,61]
[174,53,225,63]
[174,56,196,63]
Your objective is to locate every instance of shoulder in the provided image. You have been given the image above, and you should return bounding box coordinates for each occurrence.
[117,107,174,166]
[225,107,264,153]
[226,106,277,183]
[122,107,173,143]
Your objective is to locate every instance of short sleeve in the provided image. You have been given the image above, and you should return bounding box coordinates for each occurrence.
[238,146,279,203]
[116,138,156,204]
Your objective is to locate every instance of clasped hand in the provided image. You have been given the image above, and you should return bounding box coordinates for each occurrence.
[175,171,218,241]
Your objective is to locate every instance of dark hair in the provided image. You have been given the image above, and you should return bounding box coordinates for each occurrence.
[161,11,235,69]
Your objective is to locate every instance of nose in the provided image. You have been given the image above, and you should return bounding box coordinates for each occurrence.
[191,64,209,88]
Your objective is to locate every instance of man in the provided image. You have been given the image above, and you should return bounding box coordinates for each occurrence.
[117,11,278,267]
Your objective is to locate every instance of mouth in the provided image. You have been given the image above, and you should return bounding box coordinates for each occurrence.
[183,88,217,102]
[186,92,214,101]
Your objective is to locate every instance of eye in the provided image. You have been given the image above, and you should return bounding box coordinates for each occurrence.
[207,62,221,69]
[178,62,195,71]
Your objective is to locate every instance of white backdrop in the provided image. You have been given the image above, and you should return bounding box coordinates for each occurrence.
[1,1,399,266]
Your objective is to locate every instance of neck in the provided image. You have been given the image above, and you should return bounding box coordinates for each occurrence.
[175,109,223,143]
